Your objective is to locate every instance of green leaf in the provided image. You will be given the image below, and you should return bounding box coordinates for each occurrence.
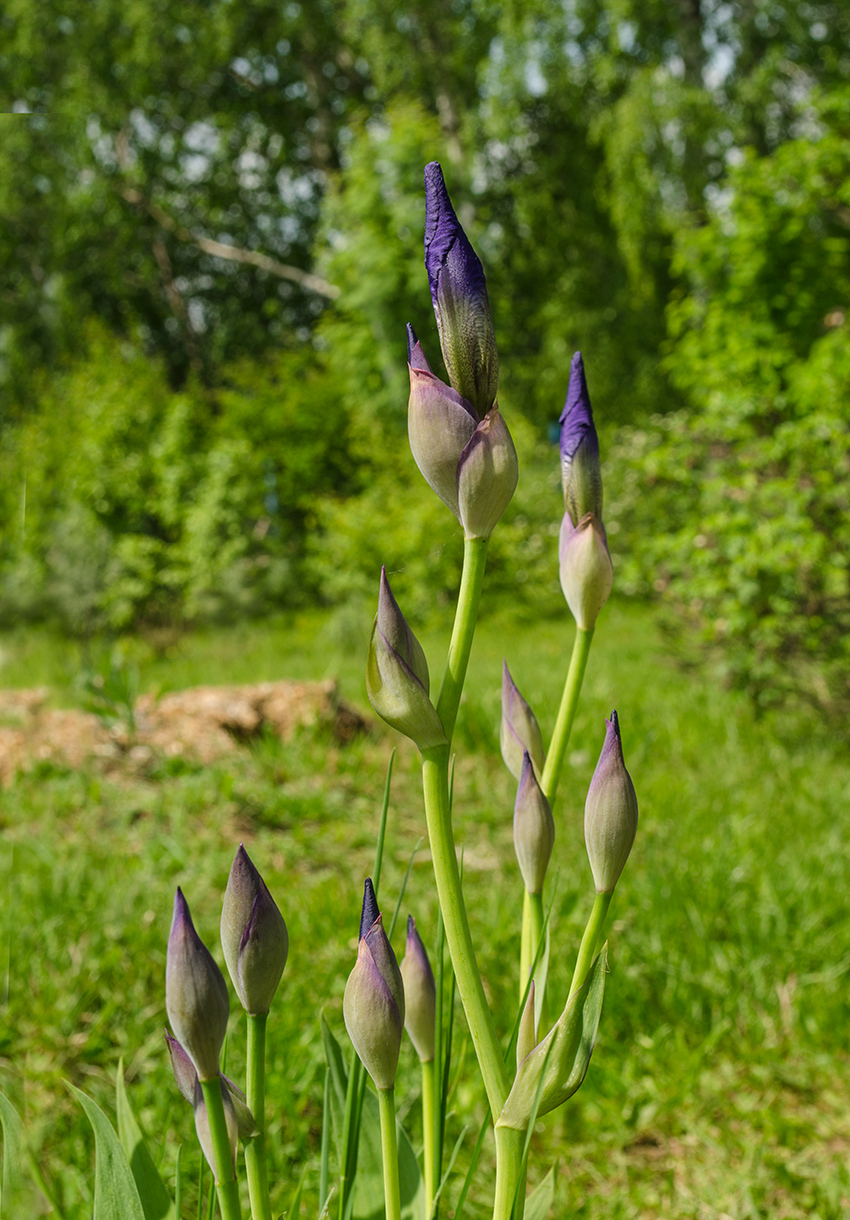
[0,1089,29,1217]
[351,1088,425,1220]
[68,1083,146,1220]
[496,947,607,1131]
[115,1062,174,1219]
[524,1165,556,1220]
[321,1013,351,1179]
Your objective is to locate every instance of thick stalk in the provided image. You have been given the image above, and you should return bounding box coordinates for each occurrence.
[493,1126,524,1220]
[377,1088,402,1220]
[435,536,488,742]
[421,747,508,1114]
[540,627,594,806]
[199,1078,242,1220]
[569,891,612,997]
[421,1058,436,1216]
[245,1014,272,1220]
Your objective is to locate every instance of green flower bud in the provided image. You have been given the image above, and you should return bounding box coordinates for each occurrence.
[221,844,288,1016]
[559,512,613,631]
[456,406,519,541]
[514,752,555,896]
[343,880,405,1090]
[165,889,229,1082]
[366,567,447,750]
[400,915,436,1063]
[501,662,545,782]
[585,711,638,894]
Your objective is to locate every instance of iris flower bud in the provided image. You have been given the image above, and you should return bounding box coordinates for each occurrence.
[400,916,436,1063]
[560,353,603,527]
[366,566,447,750]
[165,889,229,1082]
[514,752,555,896]
[423,162,498,416]
[501,662,545,781]
[559,512,613,631]
[165,1030,258,1141]
[585,711,638,894]
[221,844,289,1016]
[407,328,517,541]
[344,879,405,1090]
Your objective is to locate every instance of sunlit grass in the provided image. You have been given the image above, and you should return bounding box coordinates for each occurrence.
[2,597,850,1217]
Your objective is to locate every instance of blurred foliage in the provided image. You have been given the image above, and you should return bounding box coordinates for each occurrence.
[607,88,850,718]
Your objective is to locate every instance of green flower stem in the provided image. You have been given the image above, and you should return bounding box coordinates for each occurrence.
[493,1126,524,1220]
[435,536,489,742]
[377,1088,402,1220]
[569,891,612,997]
[422,746,509,1115]
[245,1013,272,1220]
[540,627,594,806]
[421,1058,436,1216]
[519,891,544,1004]
[519,889,532,1004]
[199,1078,242,1220]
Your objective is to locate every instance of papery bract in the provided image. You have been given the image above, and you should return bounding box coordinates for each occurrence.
[424,161,498,415]
[559,512,613,630]
[400,915,436,1063]
[501,661,545,781]
[585,711,638,894]
[513,752,555,896]
[366,567,447,750]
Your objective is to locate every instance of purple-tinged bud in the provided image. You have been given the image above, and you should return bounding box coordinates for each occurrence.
[366,567,447,750]
[344,882,405,1090]
[408,360,478,517]
[221,845,288,1016]
[585,711,638,894]
[423,162,498,415]
[559,512,613,630]
[193,1078,238,1177]
[501,662,545,782]
[406,323,433,373]
[456,406,518,540]
[400,916,436,1063]
[514,752,555,896]
[165,889,229,1082]
[560,353,603,527]
[165,1030,259,1141]
[516,982,536,1068]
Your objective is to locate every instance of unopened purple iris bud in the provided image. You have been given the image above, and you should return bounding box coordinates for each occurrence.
[516,981,536,1068]
[400,916,436,1063]
[408,357,517,540]
[344,879,405,1091]
[366,567,447,750]
[559,512,613,630]
[165,889,229,1082]
[585,711,638,894]
[501,662,545,781]
[221,845,288,1016]
[514,752,555,896]
[424,162,498,415]
[560,353,603,527]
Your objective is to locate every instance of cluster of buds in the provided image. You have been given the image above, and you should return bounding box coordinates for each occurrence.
[559,352,614,631]
[164,848,288,1172]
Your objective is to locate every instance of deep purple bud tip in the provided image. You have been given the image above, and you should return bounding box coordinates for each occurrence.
[360,878,380,940]
[609,709,619,737]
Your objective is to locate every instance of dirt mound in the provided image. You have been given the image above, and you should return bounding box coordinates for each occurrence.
[0,681,368,784]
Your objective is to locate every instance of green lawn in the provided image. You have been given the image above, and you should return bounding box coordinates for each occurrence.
[2,596,850,1218]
